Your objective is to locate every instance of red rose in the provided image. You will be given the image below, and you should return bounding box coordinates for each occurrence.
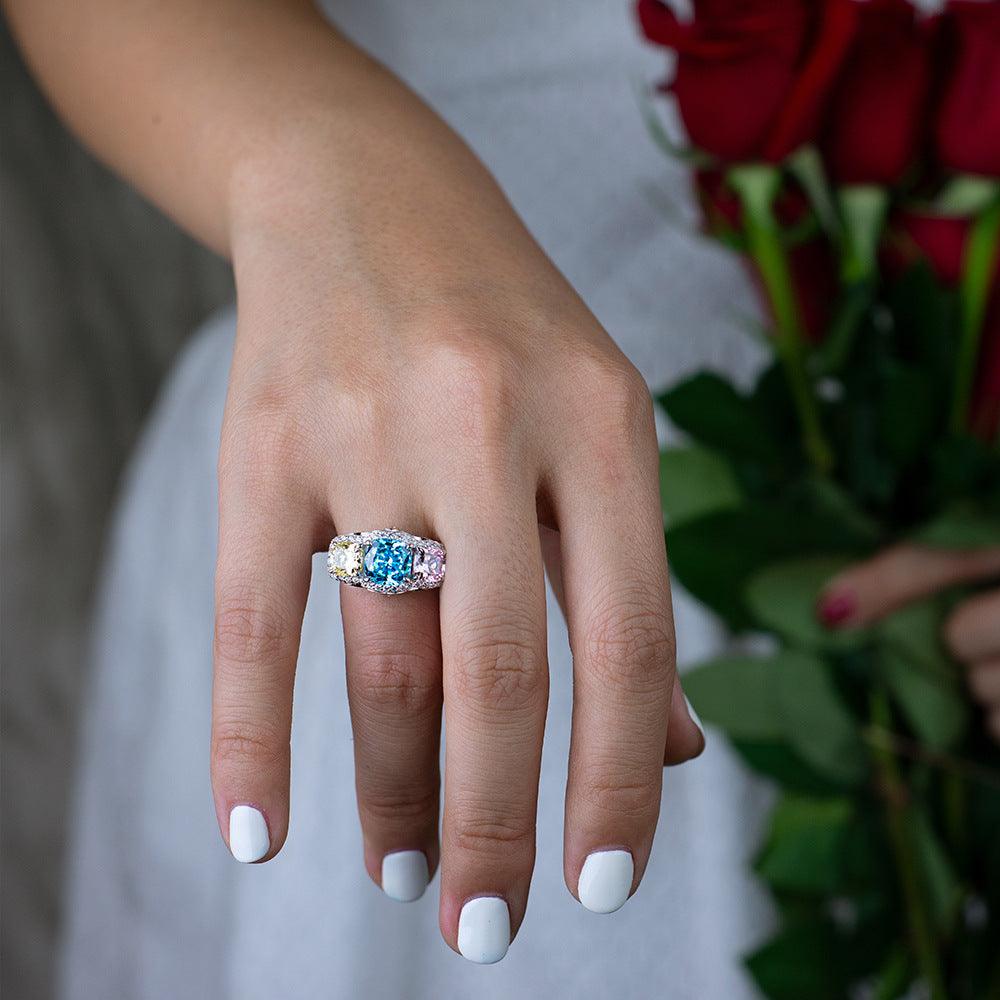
[889,212,969,284]
[636,0,859,163]
[697,170,838,342]
[821,0,940,185]
[889,210,1000,438]
[936,0,1000,177]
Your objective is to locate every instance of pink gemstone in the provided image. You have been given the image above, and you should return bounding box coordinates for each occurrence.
[414,548,445,583]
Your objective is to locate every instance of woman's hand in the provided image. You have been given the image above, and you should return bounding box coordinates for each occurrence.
[211,76,702,966]
[819,545,1000,742]
[8,0,702,961]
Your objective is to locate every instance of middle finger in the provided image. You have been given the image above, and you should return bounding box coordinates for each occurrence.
[437,482,549,964]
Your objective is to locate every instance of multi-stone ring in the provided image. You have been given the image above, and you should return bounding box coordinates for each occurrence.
[327,529,446,595]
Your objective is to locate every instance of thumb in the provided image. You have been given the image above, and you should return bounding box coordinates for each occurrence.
[818,544,1000,630]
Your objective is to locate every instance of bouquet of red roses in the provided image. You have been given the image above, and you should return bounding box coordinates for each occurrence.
[637,1,1000,997]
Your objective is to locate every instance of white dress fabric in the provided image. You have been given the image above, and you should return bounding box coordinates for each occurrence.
[59,3,776,998]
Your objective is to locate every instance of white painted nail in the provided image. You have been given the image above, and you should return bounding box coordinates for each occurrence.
[457,896,510,964]
[684,693,705,734]
[578,849,634,913]
[381,850,429,902]
[228,805,269,863]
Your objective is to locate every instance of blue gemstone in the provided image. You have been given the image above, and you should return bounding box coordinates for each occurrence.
[362,538,413,586]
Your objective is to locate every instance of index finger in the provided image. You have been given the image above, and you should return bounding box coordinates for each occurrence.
[211,448,316,863]
[819,544,1000,629]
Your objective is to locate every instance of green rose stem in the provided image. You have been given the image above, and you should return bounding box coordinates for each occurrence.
[870,690,948,1000]
[952,195,1000,433]
[729,165,834,473]
[807,186,887,378]
[864,726,1000,790]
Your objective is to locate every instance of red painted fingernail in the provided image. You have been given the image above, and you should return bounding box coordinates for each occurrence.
[817,590,856,628]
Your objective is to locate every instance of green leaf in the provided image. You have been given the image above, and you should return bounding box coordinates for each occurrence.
[773,651,868,786]
[745,556,870,652]
[732,740,843,795]
[911,507,1000,548]
[881,648,968,750]
[682,657,781,742]
[755,794,854,893]
[667,507,870,629]
[927,434,999,503]
[871,948,913,1000]
[880,600,948,671]
[793,477,883,547]
[879,601,968,749]
[840,811,894,893]
[659,447,742,527]
[908,807,962,933]
[878,364,940,465]
[746,920,844,1000]
[658,373,782,465]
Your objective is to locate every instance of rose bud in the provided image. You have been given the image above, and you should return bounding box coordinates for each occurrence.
[636,0,859,163]
[936,0,1000,177]
[822,0,940,185]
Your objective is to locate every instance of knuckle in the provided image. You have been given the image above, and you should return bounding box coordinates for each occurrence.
[451,621,546,714]
[581,593,674,694]
[351,644,441,716]
[311,370,387,449]
[576,355,653,430]
[583,771,660,820]
[214,596,290,668]
[212,722,287,771]
[360,782,439,825]
[567,356,657,482]
[451,809,534,856]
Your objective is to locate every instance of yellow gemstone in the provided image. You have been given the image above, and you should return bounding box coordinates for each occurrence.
[329,541,363,578]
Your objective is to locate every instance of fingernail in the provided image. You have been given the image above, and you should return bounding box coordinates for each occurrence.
[228,805,269,863]
[683,693,705,738]
[817,590,857,628]
[457,896,510,964]
[578,849,634,913]
[380,850,429,902]
[683,694,707,759]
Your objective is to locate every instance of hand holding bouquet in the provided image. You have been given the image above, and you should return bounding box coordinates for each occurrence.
[639,1,1000,996]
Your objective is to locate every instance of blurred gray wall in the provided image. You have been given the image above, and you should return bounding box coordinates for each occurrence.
[1,21,234,999]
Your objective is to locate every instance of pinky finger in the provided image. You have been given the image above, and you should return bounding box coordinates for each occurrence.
[664,674,705,766]
[541,526,703,767]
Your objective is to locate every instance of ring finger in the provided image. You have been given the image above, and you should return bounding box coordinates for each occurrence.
[338,509,444,903]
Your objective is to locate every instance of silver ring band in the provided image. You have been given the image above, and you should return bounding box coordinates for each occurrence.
[327,529,446,595]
